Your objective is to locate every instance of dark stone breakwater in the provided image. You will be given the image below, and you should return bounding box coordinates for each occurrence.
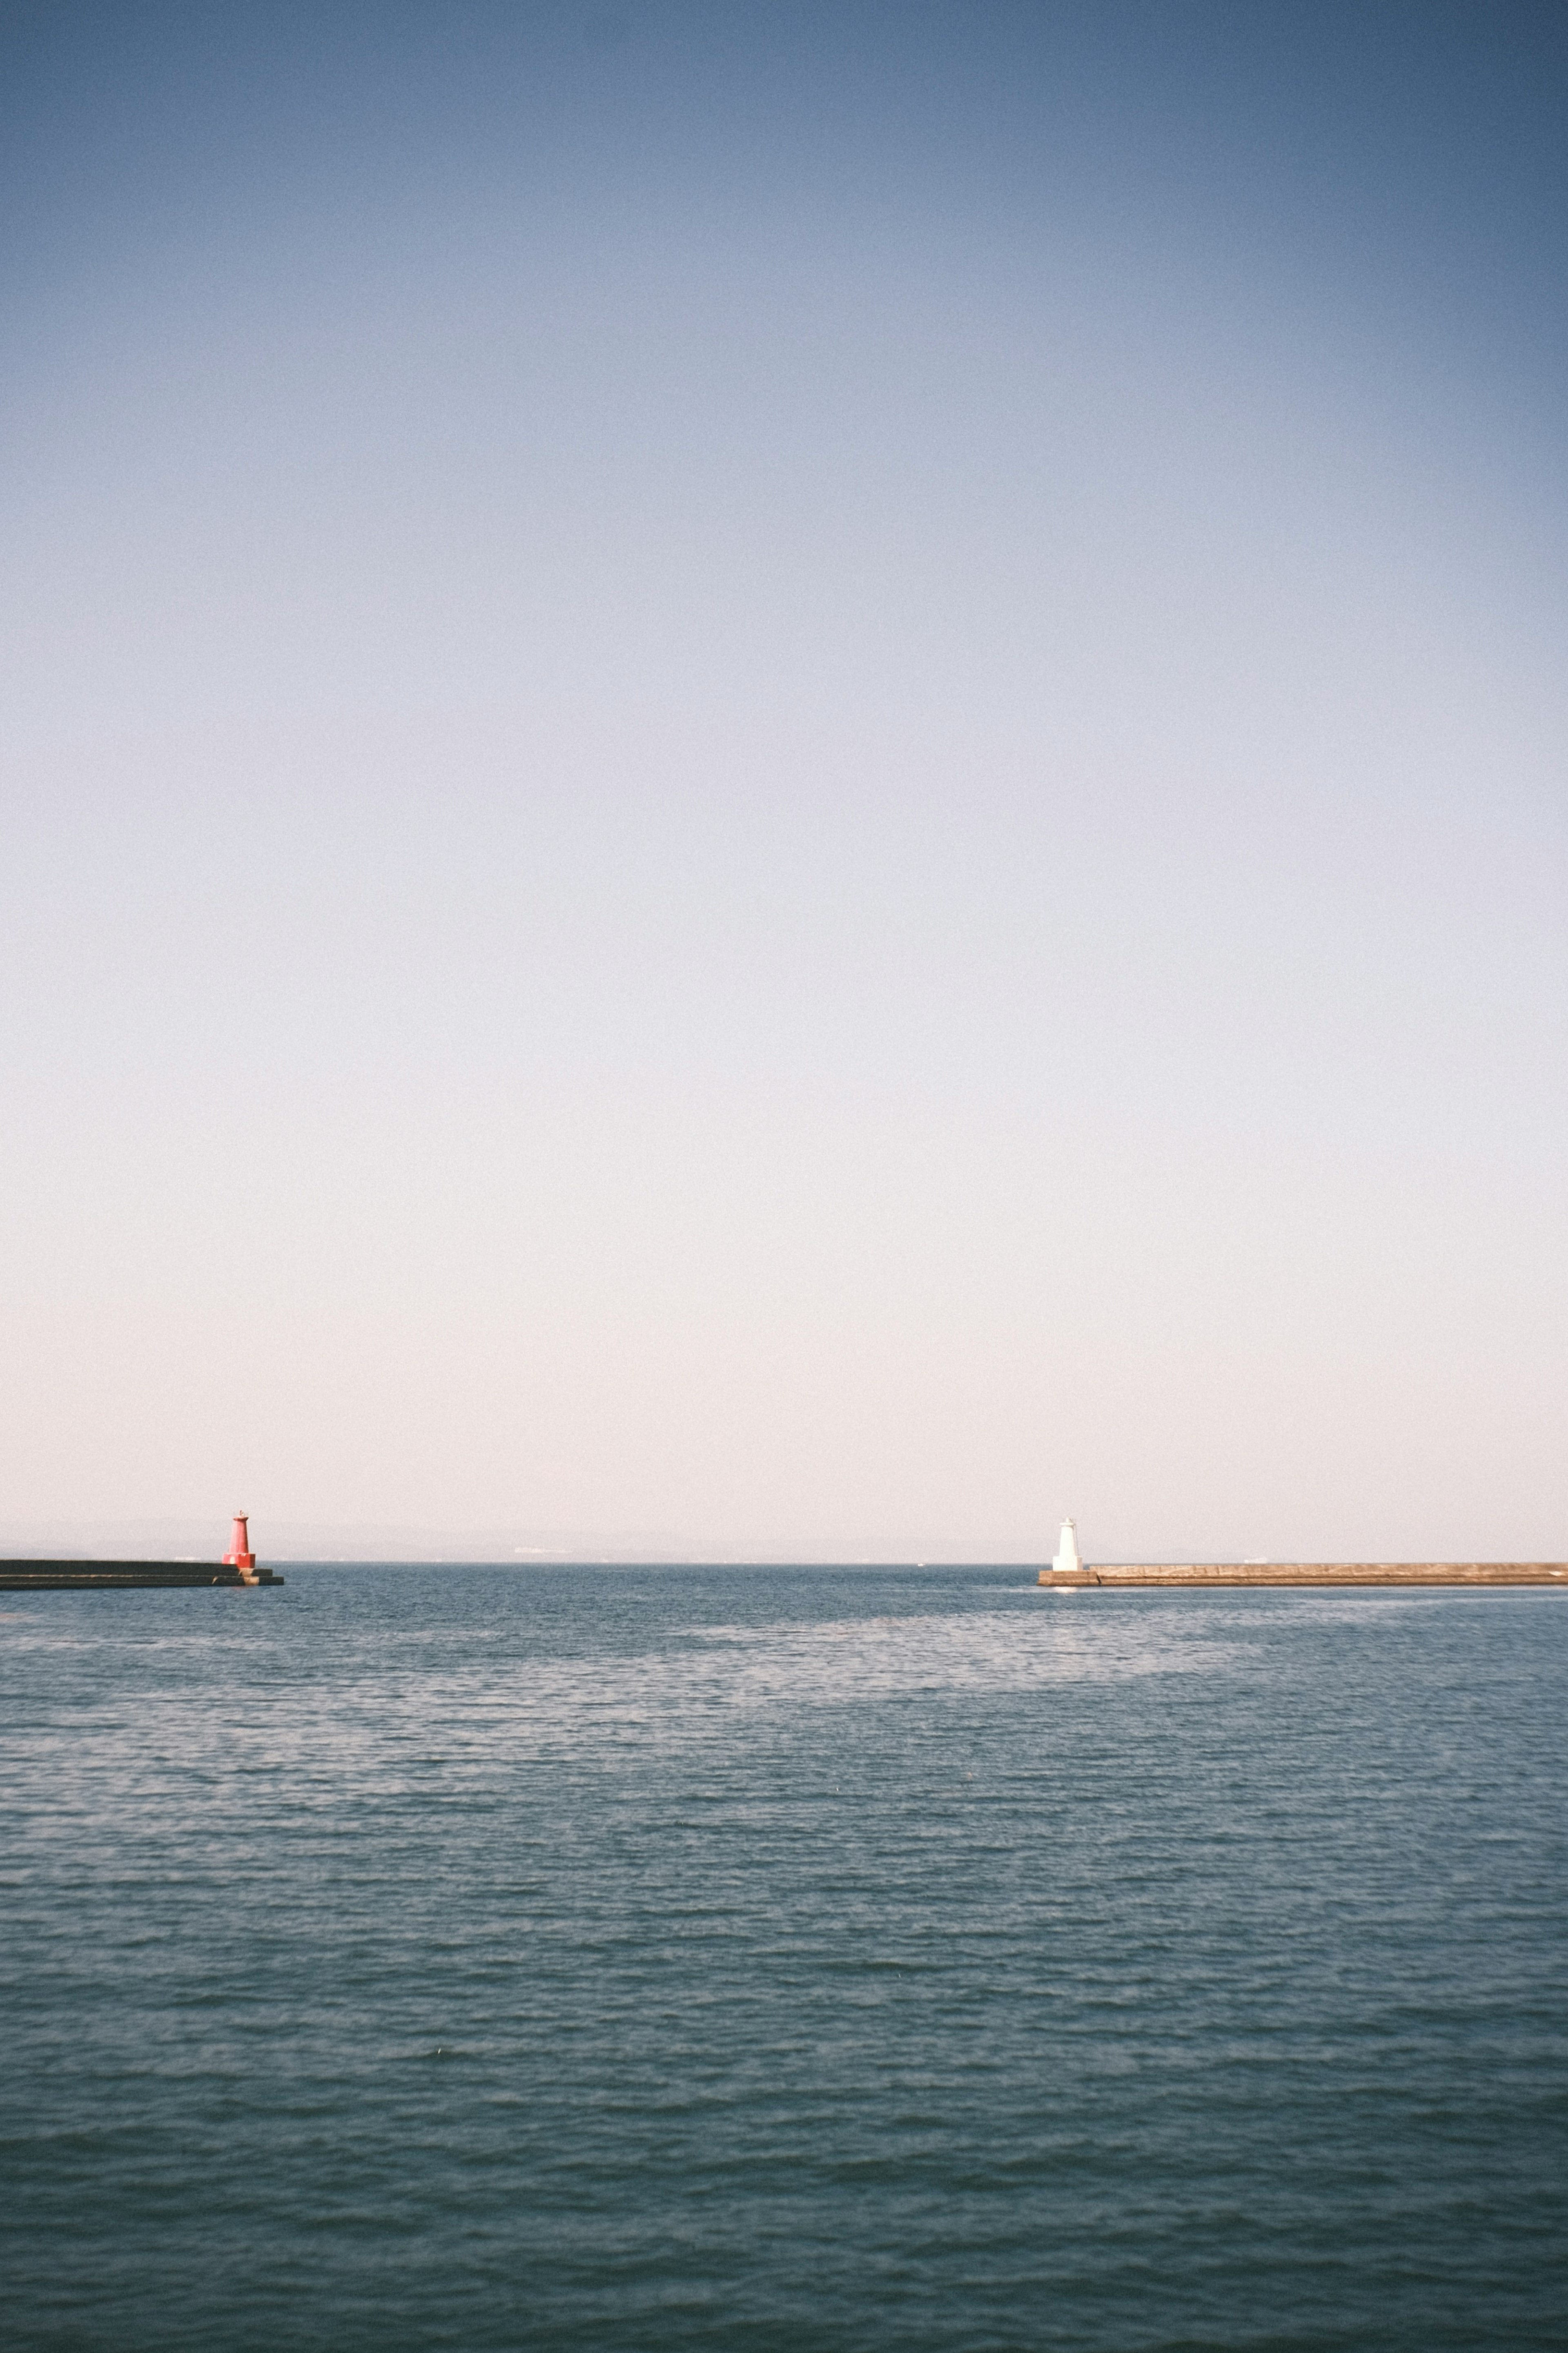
[0,1560,284,1589]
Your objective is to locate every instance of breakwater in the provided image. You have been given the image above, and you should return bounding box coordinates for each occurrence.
[1039,1562,1566,1588]
[0,1560,284,1590]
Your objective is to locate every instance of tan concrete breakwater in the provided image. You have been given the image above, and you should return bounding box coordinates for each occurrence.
[1038,1562,1567,1588]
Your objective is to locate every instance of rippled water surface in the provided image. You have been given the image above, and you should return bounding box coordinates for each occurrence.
[3,1567,1564,2350]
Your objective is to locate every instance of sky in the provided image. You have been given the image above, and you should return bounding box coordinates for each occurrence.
[2,2,1565,1562]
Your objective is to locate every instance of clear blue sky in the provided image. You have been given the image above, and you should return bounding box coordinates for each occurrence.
[3,3,1564,1559]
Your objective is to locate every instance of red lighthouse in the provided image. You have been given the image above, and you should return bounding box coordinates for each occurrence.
[223,1515,256,1572]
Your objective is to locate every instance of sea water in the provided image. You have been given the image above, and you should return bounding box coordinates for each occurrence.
[2,1567,1564,2351]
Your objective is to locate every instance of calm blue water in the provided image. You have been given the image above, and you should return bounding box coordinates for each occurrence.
[2,1567,1564,2351]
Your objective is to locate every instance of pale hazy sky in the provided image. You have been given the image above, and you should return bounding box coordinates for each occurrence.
[3,3,1565,1560]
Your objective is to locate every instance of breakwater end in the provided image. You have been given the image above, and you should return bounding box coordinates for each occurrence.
[0,1561,284,1590]
[1038,1562,1566,1588]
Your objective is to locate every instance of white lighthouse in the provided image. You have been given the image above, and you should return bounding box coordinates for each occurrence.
[1052,1518,1082,1576]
